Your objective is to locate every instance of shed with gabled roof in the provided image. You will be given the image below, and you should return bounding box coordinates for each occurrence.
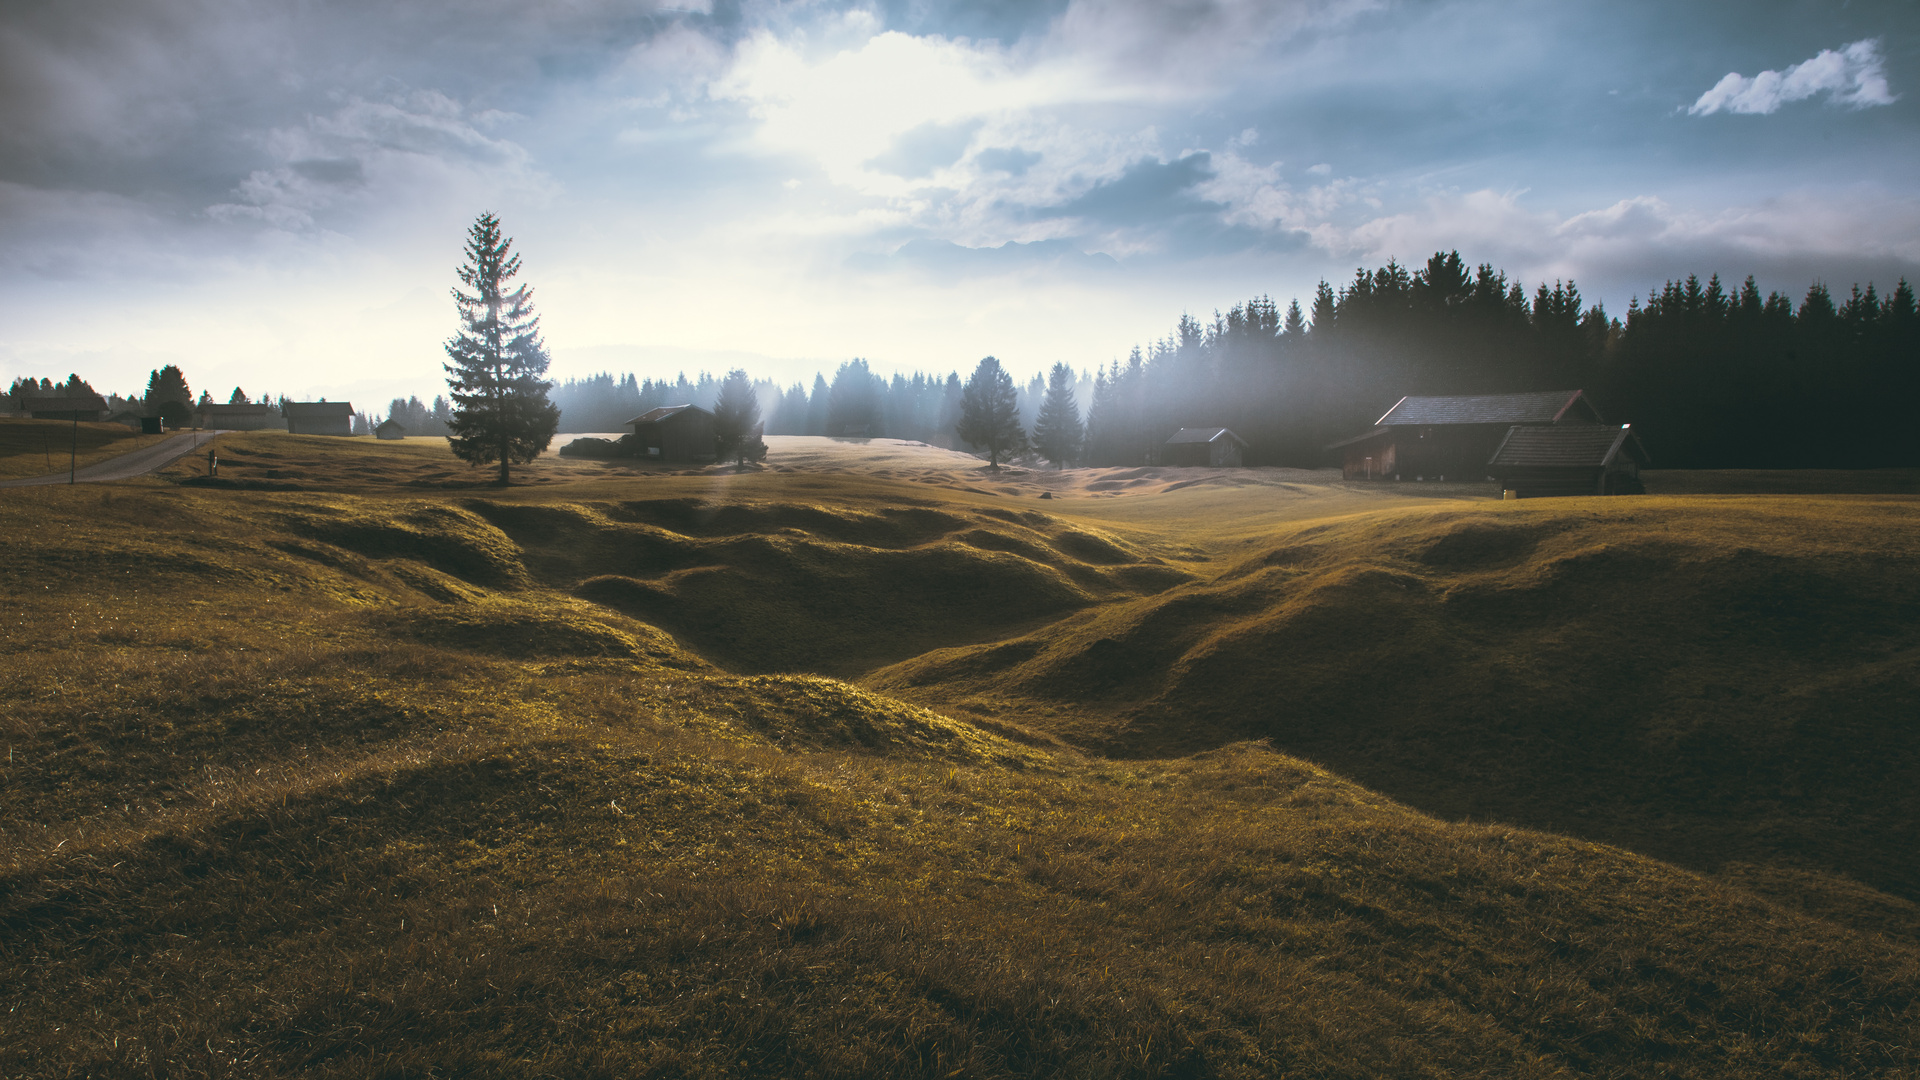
[1163,427,1248,467]
[375,418,407,440]
[626,404,716,463]
[1488,423,1648,497]
[1328,390,1605,481]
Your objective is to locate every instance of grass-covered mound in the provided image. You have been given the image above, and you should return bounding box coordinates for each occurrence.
[466,496,1192,675]
[873,497,1920,917]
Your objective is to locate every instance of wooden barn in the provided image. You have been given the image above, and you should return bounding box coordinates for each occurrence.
[1488,423,1649,498]
[375,418,407,440]
[198,402,282,431]
[1328,390,1606,481]
[283,401,354,436]
[1164,427,1248,467]
[626,404,717,463]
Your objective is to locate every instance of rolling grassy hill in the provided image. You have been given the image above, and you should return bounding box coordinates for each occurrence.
[3,432,1916,1077]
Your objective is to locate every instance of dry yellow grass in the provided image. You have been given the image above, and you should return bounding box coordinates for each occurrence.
[0,418,158,479]
[3,435,1917,1078]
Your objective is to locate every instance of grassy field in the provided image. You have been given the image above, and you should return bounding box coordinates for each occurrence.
[0,418,162,479]
[4,431,1916,1078]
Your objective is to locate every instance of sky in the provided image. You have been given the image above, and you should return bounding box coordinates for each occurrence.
[2,0,1915,406]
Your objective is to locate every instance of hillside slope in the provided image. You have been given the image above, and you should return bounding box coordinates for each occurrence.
[872,497,1920,918]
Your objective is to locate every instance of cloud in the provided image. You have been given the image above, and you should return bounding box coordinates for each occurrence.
[1325,187,1920,307]
[975,146,1042,176]
[1688,38,1895,116]
[846,237,1118,278]
[205,91,542,233]
[1049,152,1224,225]
[865,120,984,178]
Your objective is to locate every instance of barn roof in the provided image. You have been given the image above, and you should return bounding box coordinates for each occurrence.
[200,402,276,415]
[283,401,354,418]
[1325,426,1391,450]
[1488,424,1647,469]
[1166,427,1247,446]
[375,418,406,432]
[1376,390,1597,427]
[626,404,713,426]
[19,393,108,413]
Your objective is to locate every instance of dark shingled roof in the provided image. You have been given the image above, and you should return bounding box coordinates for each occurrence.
[19,393,108,412]
[1488,424,1646,469]
[626,404,712,426]
[1325,427,1391,450]
[283,401,354,418]
[1377,390,1595,427]
[1165,427,1246,446]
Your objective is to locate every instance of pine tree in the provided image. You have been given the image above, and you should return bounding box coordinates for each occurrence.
[145,365,193,428]
[713,368,766,465]
[956,356,1025,468]
[1031,362,1084,469]
[443,212,560,484]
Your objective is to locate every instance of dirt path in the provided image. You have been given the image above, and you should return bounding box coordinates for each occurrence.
[0,431,218,488]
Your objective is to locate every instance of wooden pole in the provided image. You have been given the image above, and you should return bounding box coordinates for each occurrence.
[70,412,77,485]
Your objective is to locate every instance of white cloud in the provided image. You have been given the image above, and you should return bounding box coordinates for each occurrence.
[1688,38,1895,116]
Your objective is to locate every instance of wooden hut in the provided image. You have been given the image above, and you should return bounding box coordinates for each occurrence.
[626,404,717,463]
[1328,390,1605,481]
[1487,424,1649,497]
[375,418,407,440]
[1163,427,1248,467]
[283,401,355,436]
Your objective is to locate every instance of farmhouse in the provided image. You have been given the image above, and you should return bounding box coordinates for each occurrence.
[1328,389,1606,481]
[375,418,407,440]
[1164,427,1248,467]
[198,402,282,431]
[626,404,716,463]
[283,401,355,436]
[1489,423,1649,498]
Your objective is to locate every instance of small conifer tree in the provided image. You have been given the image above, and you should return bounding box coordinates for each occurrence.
[1031,362,1084,468]
[444,212,560,485]
[956,356,1025,469]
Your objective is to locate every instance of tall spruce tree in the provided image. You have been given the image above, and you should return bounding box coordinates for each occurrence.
[713,368,766,465]
[443,212,560,484]
[956,355,1025,468]
[1031,362,1084,468]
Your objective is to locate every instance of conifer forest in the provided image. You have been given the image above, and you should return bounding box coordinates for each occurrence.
[552,251,1917,469]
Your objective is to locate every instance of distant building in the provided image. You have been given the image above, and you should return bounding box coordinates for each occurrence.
[106,409,147,429]
[1489,423,1649,498]
[375,418,407,440]
[198,402,282,431]
[18,392,108,422]
[1328,390,1607,481]
[1163,427,1248,467]
[283,401,355,436]
[626,404,716,463]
